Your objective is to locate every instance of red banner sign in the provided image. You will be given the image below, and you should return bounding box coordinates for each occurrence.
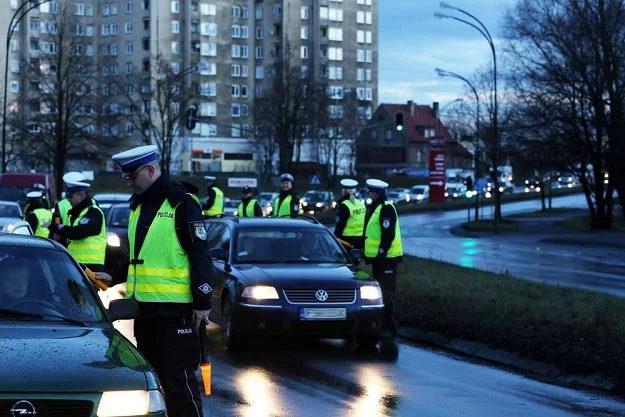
[429,138,446,203]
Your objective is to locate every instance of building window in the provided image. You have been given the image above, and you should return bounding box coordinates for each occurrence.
[171,1,179,13]
[231,104,240,117]
[171,21,179,33]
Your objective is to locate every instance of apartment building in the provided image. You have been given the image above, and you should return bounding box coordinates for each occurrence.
[1,0,377,174]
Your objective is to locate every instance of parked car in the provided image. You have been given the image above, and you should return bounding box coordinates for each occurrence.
[390,188,412,204]
[0,217,33,235]
[92,193,132,213]
[0,200,23,218]
[204,216,384,351]
[224,198,240,215]
[300,190,335,214]
[104,203,130,283]
[409,185,429,204]
[445,183,468,200]
[0,234,167,416]
[258,192,279,216]
[386,191,407,205]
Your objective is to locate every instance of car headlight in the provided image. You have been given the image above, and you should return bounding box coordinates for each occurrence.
[97,389,166,417]
[302,201,308,207]
[107,232,121,247]
[416,194,423,201]
[315,202,323,208]
[360,285,382,301]
[242,285,279,300]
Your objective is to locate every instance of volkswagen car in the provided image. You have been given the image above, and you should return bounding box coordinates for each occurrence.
[204,216,384,351]
[0,235,166,416]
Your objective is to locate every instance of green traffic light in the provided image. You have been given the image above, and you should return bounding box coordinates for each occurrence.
[395,125,404,132]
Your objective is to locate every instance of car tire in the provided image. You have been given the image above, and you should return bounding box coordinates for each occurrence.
[356,335,379,351]
[221,297,245,351]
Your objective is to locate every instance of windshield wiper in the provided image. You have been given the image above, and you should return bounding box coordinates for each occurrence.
[0,308,89,327]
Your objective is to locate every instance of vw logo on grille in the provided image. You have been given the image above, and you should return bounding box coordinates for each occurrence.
[10,400,37,417]
[315,289,329,301]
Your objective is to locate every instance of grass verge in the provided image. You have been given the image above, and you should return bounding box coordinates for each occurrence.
[380,256,625,387]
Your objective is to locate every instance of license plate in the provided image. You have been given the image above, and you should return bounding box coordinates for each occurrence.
[300,308,346,320]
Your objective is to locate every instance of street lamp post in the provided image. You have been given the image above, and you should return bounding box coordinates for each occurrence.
[435,2,500,226]
[435,68,480,222]
[2,0,56,173]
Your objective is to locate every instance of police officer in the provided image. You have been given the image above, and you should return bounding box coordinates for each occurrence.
[48,179,107,272]
[24,190,52,238]
[273,173,300,218]
[363,179,403,341]
[202,175,224,217]
[237,186,263,217]
[23,183,50,216]
[107,145,213,417]
[50,172,91,242]
[334,178,366,250]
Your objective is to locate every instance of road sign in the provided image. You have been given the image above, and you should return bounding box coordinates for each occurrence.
[310,174,321,185]
[429,137,446,203]
[228,177,258,188]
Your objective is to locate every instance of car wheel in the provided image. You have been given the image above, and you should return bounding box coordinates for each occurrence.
[356,335,379,351]
[221,297,245,351]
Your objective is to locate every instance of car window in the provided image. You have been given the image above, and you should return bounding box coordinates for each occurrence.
[0,247,104,322]
[0,203,20,218]
[11,225,32,235]
[235,227,348,264]
[206,223,231,251]
[108,206,130,227]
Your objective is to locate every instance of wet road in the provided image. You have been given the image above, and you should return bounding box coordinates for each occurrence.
[201,336,625,416]
[401,194,625,296]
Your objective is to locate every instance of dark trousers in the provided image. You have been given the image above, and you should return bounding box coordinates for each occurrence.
[371,260,398,339]
[134,316,204,417]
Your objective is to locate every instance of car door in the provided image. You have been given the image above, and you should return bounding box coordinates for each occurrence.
[205,222,231,324]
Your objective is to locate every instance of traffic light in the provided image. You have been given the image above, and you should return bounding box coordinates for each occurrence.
[185,105,197,130]
[394,112,404,132]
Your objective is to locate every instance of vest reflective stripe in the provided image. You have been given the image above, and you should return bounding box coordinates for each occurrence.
[364,201,403,258]
[68,205,106,265]
[237,199,258,217]
[58,199,72,225]
[341,199,366,237]
[273,195,292,217]
[127,200,192,303]
[203,187,224,216]
[32,208,52,237]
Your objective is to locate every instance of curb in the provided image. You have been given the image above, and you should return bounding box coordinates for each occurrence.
[397,326,618,393]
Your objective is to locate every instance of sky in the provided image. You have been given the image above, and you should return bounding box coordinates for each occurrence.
[378,0,517,109]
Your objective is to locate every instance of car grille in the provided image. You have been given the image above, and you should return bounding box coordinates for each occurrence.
[283,289,356,304]
[0,399,93,417]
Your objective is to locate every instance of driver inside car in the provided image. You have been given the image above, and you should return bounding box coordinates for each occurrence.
[1,257,31,303]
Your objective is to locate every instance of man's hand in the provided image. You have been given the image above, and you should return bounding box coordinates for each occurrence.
[192,309,211,332]
[94,272,113,286]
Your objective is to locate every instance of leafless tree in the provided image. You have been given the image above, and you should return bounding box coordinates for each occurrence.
[253,49,328,174]
[117,55,195,175]
[9,2,114,199]
[503,0,625,228]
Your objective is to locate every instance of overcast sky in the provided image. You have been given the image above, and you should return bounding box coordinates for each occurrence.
[378,0,517,108]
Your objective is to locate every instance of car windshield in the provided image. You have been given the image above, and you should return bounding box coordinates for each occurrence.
[235,227,349,264]
[108,205,130,227]
[0,203,21,218]
[412,187,426,194]
[0,246,105,323]
[303,192,326,202]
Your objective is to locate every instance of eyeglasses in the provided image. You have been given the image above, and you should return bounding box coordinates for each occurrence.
[122,165,149,183]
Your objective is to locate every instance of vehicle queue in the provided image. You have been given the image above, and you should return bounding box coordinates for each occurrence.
[0,152,405,417]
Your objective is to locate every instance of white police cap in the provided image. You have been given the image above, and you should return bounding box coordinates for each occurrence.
[280,173,294,182]
[65,180,91,192]
[340,178,358,189]
[204,175,216,181]
[366,178,389,191]
[62,171,88,183]
[26,191,43,198]
[111,145,158,173]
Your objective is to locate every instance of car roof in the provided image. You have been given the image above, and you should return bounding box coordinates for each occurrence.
[0,200,19,206]
[207,216,325,229]
[0,233,67,250]
[93,193,132,201]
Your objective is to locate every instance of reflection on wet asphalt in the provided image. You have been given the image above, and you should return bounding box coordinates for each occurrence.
[201,335,625,417]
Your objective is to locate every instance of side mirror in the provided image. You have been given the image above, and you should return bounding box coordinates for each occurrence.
[350,248,364,265]
[209,247,228,261]
[108,298,140,321]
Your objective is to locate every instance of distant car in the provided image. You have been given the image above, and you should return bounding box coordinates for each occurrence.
[300,190,335,214]
[524,178,541,193]
[92,193,132,212]
[390,188,412,204]
[409,185,429,204]
[558,174,579,189]
[0,200,23,218]
[258,192,279,216]
[0,217,33,235]
[386,191,407,205]
[0,234,167,416]
[357,189,372,205]
[445,183,468,199]
[204,216,384,351]
[224,198,239,215]
[104,203,130,283]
